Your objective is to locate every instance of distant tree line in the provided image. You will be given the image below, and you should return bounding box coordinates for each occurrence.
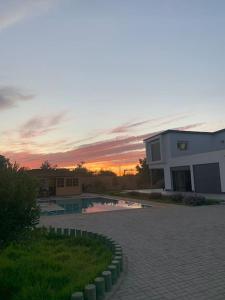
[39,158,151,188]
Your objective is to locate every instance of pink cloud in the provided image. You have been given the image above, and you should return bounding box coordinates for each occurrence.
[19,112,67,139]
[2,122,204,169]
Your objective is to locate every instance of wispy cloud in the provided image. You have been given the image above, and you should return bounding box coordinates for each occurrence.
[3,122,204,169]
[110,119,153,134]
[19,112,68,139]
[176,123,206,131]
[0,86,34,110]
[109,113,189,134]
[0,0,59,31]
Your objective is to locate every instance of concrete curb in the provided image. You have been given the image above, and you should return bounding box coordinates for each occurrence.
[45,226,125,300]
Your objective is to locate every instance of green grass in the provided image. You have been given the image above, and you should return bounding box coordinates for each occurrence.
[0,230,112,300]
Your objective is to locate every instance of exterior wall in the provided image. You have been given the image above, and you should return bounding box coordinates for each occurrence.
[145,131,225,193]
[212,131,225,151]
[145,131,225,166]
[55,177,82,196]
[163,149,225,192]
[56,185,81,196]
[169,132,213,158]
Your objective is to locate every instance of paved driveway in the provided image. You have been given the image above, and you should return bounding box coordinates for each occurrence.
[40,204,225,300]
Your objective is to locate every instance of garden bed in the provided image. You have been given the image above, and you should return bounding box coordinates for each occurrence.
[0,229,112,300]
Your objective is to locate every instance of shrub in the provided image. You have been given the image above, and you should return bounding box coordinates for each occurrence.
[0,162,39,245]
[182,195,207,206]
[170,194,184,203]
[148,192,162,200]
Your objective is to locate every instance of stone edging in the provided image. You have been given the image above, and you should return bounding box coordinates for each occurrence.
[47,227,124,300]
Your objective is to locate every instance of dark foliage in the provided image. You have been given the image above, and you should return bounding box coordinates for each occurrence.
[182,195,207,206]
[169,194,184,203]
[136,158,151,188]
[148,192,162,199]
[0,156,39,245]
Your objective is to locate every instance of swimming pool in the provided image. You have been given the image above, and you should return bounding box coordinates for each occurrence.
[39,197,150,215]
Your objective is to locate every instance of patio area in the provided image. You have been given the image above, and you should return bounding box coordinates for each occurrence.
[40,202,225,300]
[125,188,225,201]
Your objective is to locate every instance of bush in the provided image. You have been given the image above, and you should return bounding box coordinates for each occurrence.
[0,164,39,245]
[182,195,207,206]
[148,192,162,199]
[170,194,184,203]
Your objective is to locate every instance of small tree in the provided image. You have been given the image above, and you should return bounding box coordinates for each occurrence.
[136,158,151,188]
[0,155,12,169]
[0,156,40,245]
[98,169,117,176]
[73,162,93,175]
[40,160,57,170]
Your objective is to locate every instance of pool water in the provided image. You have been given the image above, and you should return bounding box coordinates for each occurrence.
[40,197,149,215]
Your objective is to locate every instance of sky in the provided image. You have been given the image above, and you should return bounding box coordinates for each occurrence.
[0,0,225,174]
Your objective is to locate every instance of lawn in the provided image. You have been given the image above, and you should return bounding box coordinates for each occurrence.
[0,230,112,300]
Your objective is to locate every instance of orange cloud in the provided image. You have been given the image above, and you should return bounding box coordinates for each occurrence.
[2,122,205,172]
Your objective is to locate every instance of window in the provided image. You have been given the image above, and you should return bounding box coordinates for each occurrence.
[150,140,161,161]
[73,178,79,186]
[65,178,79,187]
[66,178,73,187]
[177,141,188,151]
[57,178,64,187]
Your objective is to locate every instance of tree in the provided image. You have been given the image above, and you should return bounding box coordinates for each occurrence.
[73,162,93,175]
[98,169,117,176]
[40,160,57,170]
[0,155,12,170]
[136,158,151,188]
[136,158,149,175]
[0,156,39,245]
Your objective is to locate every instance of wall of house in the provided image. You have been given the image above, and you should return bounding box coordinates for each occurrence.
[212,131,225,151]
[56,185,81,196]
[169,132,214,158]
[163,149,225,192]
[145,131,225,193]
[146,131,225,165]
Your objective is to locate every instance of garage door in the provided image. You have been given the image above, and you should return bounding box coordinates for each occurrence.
[193,163,221,193]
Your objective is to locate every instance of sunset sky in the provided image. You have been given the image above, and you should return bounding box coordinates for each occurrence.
[0,0,225,174]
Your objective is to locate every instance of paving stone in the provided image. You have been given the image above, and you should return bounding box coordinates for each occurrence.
[40,204,225,300]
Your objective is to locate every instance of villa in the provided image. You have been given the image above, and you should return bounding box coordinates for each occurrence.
[144,129,225,194]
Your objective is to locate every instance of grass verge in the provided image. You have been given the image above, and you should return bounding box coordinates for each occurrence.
[0,229,112,300]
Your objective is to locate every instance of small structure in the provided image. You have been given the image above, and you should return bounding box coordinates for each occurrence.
[28,169,82,197]
[144,129,225,193]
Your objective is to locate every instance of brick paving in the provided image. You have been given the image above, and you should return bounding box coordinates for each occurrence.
[40,204,225,300]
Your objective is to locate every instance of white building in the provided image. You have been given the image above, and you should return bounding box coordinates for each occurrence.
[144,129,225,194]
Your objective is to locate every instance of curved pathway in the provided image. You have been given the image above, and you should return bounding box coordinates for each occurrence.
[40,204,225,300]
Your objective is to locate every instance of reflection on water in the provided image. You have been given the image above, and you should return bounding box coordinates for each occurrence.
[40,197,146,216]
